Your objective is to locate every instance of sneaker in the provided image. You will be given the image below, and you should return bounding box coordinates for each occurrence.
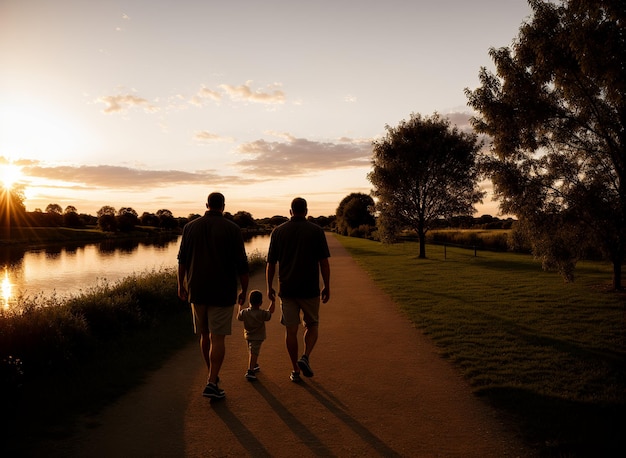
[253,364,260,372]
[245,370,257,381]
[289,371,301,382]
[297,355,314,377]
[202,382,225,399]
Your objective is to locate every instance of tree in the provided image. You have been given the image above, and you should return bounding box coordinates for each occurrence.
[465,0,626,288]
[139,212,160,227]
[232,211,255,229]
[335,193,375,236]
[97,205,117,232]
[44,203,63,226]
[269,215,288,227]
[63,205,83,228]
[45,203,62,215]
[117,207,139,232]
[156,208,177,229]
[368,113,484,258]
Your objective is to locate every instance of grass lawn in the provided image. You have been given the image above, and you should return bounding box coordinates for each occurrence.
[335,235,625,457]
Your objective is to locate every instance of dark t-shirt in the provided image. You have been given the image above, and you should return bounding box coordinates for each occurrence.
[267,216,330,298]
[177,211,249,306]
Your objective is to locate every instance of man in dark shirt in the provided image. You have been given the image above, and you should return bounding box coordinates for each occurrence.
[178,192,249,399]
[266,197,331,382]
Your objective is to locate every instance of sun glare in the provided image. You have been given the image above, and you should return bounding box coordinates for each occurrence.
[0,163,23,190]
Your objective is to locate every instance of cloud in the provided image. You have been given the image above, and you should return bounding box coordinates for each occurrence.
[189,86,222,106]
[96,94,159,114]
[194,131,234,143]
[219,82,285,105]
[235,135,372,176]
[100,81,285,114]
[443,111,493,148]
[21,164,248,188]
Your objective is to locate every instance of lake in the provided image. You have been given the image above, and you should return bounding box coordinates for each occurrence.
[1,234,271,310]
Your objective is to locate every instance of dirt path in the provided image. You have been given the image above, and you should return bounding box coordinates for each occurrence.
[43,234,532,457]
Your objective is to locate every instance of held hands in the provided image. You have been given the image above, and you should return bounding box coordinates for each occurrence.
[267,287,276,303]
[269,299,276,314]
[237,290,247,306]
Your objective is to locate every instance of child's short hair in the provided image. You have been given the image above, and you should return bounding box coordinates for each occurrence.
[249,290,263,306]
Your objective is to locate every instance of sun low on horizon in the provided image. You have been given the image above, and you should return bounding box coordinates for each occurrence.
[0,161,24,191]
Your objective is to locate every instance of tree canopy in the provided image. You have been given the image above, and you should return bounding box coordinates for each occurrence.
[465,0,626,288]
[335,192,375,236]
[368,113,484,258]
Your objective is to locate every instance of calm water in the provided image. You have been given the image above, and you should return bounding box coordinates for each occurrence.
[1,234,270,310]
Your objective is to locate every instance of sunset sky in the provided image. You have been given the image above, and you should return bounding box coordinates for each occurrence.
[0,0,532,219]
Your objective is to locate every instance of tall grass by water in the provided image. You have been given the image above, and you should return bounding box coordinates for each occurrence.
[336,235,625,457]
[0,249,267,454]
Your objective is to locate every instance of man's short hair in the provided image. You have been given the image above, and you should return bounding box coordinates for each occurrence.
[207,192,225,210]
[291,197,307,215]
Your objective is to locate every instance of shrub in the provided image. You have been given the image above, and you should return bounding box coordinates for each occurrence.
[0,268,180,396]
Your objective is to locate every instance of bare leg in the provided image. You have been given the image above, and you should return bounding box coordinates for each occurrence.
[200,331,211,375]
[249,352,259,371]
[208,333,225,384]
[285,324,300,372]
[303,324,318,358]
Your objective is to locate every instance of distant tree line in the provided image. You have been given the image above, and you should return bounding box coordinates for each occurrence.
[0,189,336,234]
[333,192,514,238]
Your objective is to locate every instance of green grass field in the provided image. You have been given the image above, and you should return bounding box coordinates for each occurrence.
[335,235,625,457]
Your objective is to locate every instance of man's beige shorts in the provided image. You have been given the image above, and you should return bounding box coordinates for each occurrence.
[191,304,234,335]
[280,296,320,328]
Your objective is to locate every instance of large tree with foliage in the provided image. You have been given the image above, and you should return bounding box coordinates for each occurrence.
[335,192,375,236]
[368,113,484,258]
[465,0,626,288]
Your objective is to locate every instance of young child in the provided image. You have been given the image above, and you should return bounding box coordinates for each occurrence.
[237,289,275,381]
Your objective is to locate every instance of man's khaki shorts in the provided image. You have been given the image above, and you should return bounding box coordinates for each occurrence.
[280,296,320,328]
[191,304,234,335]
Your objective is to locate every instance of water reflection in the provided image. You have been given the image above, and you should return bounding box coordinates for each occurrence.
[2,268,12,310]
[0,234,270,310]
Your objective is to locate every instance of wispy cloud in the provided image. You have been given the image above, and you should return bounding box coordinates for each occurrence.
[189,86,222,106]
[96,94,159,114]
[100,81,286,115]
[235,134,371,176]
[21,164,248,188]
[194,131,234,143]
[219,82,285,104]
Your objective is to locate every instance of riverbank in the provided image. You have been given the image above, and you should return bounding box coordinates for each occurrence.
[0,226,178,248]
